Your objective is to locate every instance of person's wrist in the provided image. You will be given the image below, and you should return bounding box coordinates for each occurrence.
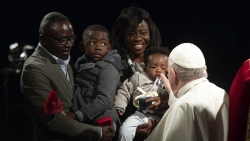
[75,110,88,122]
[75,111,83,122]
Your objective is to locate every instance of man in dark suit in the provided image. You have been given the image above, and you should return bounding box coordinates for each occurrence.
[21,12,114,141]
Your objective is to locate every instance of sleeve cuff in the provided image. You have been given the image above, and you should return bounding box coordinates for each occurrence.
[114,106,125,114]
[75,110,88,122]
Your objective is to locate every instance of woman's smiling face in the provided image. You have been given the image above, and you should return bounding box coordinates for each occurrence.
[124,20,150,58]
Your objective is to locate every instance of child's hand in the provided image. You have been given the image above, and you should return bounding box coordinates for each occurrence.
[160,73,172,94]
[116,109,123,116]
[146,95,169,111]
[145,96,161,110]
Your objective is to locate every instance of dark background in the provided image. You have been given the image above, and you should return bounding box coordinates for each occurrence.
[1,1,250,140]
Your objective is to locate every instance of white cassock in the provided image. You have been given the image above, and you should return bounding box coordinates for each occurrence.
[146,77,229,141]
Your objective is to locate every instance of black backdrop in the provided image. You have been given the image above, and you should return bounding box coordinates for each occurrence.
[1,1,250,140]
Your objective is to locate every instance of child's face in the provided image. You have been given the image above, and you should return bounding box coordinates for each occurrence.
[124,20,150,57]
[80,31,111,62]
[145,54,168,81]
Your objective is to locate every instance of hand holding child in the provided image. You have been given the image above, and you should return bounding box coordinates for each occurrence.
[134,118,158,140]
[100,126,115,141]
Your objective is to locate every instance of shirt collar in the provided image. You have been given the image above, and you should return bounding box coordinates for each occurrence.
[39,43,70,66]
[177,77,208,98]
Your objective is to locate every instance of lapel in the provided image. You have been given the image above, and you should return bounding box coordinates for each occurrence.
[36,45,74,93]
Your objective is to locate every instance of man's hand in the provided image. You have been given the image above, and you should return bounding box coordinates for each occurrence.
[134,118,158,140]
[100,126,115,141]
[65,112,78,121]
[116,109,123,116]
[146,95,169,111]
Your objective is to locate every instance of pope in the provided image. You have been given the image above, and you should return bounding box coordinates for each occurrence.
[146,43,229,141]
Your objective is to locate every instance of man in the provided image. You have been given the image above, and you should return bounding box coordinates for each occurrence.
[146,43,229,141]
[21,12,114,141]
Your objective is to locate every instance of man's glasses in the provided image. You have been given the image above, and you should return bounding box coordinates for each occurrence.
[42,33,77,45]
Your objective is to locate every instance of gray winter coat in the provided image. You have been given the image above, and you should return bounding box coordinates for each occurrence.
[114,71,169,114]
[72,49,121,124]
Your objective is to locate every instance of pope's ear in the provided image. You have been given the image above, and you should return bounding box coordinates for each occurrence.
[171,68,178,85]
[170,68,175,78]
[79,42,85,53]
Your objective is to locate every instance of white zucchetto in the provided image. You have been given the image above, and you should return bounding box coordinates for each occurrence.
[169,43,205,68]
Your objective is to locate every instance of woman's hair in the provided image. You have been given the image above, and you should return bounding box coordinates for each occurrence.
[168,58,208,82]
[144,46,170,67]
[111,6,161,60]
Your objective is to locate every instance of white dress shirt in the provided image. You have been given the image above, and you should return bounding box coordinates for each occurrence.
[39,43,70,82]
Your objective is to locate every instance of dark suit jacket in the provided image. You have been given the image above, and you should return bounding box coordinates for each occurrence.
[21,44,101,141]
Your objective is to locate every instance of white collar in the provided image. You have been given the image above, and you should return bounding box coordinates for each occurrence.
[177,77,208,98]
[168,77,207,107]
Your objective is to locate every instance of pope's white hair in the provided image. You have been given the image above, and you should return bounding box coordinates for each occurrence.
[168,58,208,82]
